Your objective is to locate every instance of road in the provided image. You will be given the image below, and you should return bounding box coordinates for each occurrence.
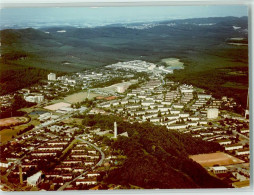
[57,135,105,191]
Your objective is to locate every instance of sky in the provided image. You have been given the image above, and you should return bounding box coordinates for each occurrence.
[0,5,248,29]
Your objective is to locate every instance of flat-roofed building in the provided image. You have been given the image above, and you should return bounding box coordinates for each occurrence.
[211,166,228,174]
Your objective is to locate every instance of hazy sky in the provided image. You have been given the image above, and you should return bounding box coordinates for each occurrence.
[0,6,248,29]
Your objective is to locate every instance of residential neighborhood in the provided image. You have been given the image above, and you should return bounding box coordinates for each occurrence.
[0,60,250,191]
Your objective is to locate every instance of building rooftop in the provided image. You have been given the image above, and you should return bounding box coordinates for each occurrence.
[27,171,42,186]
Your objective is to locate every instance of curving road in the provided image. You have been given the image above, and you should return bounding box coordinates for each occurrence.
[57,135,105,191]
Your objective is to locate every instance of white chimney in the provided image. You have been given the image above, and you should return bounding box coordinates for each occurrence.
[114,122,117,138]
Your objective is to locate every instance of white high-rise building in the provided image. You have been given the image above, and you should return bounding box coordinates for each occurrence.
[207,108,219,119]
[48,73,56,81]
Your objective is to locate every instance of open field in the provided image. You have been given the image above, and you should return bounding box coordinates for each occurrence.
[161,58,184,69]
[0,117,29,128]
[64,91,102,103]
[62,118,83,125]
[189,152,244,167]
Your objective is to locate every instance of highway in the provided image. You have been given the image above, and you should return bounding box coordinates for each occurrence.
[57,135,105,191]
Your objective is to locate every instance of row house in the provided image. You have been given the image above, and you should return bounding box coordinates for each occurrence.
[87,155,100,159]
[54,165,72,171]
[84,161,95,166]
[62,174,73,181]
[45,172,62,179]
[31,151,57,157]
[47,141,69,146]
[87,172,100,178]
[167,124,187,130]
[88,150,97,154]
[236,149,250,156]
[217,139,232,146]
[76,178,97,185]
[224,144,243,151]
[38,146,63,151]
[141,100,154,106]
[187,121,198,127]
[172,104,184,109]
[200,132,214,136]
[143,113,158,120]
[170,110,181,114]
[71,149,85,153]
[73,167,85,173]
[21,163,38,168]
[71,154,88,158]
[150,117,161,123]
[164,114,179,120]
[188,116,200,121]
[198,120,208,125]
[62,160,82,165]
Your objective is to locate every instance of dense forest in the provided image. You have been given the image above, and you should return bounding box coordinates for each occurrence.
[0,65,49,95]
[82,114,229,188]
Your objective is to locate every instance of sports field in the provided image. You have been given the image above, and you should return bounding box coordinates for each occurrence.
[189,152,244,167]
[0,115,39,145]
[44,102,71,111]
[0,117,29,128]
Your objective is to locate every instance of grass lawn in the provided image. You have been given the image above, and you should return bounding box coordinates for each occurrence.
[64,91,102,103]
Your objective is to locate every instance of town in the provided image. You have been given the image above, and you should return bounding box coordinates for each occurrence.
[0,60,250,190]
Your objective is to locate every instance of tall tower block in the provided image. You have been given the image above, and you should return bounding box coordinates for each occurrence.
[114,122,117,138]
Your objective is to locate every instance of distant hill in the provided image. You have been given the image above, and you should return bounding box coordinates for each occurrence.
[0,17,248,106]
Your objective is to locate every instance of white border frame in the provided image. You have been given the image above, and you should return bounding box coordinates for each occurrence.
[0,1,253,195]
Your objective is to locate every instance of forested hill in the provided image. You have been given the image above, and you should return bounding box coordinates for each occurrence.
[82,114,230,189]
